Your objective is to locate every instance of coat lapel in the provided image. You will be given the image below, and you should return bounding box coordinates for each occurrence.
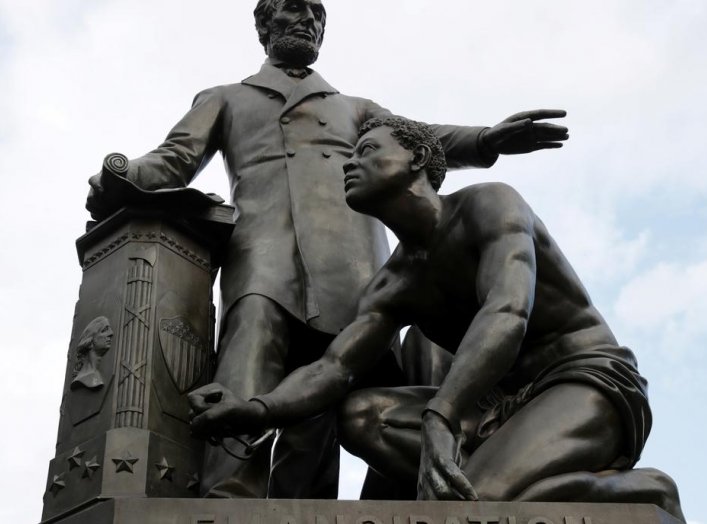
[280,70,339,116]
[241,63,296,100]
[241,63,340,116]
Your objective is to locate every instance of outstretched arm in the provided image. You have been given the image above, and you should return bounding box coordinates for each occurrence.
[189,309,402,439]
[418,184,537,500]
[431,109,568,172]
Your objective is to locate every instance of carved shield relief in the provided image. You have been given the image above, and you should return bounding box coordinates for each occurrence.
[159,317,209,393]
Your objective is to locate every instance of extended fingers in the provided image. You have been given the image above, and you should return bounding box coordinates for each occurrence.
[441,462,478,501]
[505,109,567,123]
[533,122,569,140]
[419,460,473,501]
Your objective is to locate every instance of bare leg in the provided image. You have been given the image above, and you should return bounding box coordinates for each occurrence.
[339,386,435,482]
[463,383,624,500]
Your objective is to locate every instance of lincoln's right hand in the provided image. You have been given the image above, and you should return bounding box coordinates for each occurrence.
[86,172,109,220]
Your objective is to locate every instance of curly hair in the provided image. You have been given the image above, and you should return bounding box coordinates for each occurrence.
[254,0,327,51]
[358,117,447,191]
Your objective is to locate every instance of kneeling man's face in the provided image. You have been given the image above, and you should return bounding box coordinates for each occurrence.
[343,126,413,213]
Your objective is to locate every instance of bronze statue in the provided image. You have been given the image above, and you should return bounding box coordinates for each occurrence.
[71,317,114,391]
[189,117,684,521]
[86,0,567,499]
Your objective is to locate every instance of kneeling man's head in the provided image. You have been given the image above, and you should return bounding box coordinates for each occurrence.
[343,117,447,213]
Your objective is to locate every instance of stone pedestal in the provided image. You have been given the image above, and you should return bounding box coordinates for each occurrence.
[42,498,683,524]
[42,206,235,523]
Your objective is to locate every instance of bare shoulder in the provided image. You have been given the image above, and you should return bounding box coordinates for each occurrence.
[451,182,534,240]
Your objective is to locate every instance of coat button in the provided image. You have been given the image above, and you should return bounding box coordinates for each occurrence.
[268,92,277,99]
[322,151,332,158]
[286,149,296,157]
[281,117,291,124]
[318,118,327,126]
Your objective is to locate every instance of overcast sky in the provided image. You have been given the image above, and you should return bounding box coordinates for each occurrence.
[1,1,705,522]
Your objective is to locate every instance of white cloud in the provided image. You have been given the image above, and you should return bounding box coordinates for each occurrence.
[614,259,707,364]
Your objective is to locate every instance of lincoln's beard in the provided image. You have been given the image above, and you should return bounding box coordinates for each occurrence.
[271,36,320,67]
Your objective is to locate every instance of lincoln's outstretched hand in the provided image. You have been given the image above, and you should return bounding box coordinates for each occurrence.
[188,383,268,440]
[482,110,568,156]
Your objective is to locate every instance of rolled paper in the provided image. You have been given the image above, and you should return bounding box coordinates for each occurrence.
[103,152,129,177]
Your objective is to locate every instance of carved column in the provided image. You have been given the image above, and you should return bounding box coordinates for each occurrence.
[42,206,234,523]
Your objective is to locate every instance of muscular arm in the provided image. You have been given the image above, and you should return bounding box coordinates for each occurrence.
[430,184,537,432]
[256,309,401,425]
[190,290,403,437]
[418,184,537,500]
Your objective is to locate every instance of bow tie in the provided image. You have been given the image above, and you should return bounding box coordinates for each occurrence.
[283,67,309,79]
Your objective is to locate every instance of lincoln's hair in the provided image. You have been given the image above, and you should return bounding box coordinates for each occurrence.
[254,0,327,50]
[359,117,447,191]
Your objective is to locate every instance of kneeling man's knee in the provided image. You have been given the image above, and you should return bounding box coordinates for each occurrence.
[338,389,385,455]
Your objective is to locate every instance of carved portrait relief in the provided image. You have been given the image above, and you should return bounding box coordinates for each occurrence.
[71,316,114,391]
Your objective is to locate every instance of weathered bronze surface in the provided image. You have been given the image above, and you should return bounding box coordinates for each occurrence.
[188,118,684,521]
[84,0,567,499]
[41,0,685,521]
[42,204,234,523]
[44,498,684,524]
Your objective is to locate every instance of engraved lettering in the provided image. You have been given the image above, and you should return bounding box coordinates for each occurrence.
[467,518,500,524]
[528,518,555,524]
[445,517,462,524]
[507,518,516,524]
[563,519,592,524]
[410,515,433,524]
[357,516,382,524]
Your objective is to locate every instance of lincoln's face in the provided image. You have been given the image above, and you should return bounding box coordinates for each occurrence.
[267,0,326,66]
[343,126,414,214]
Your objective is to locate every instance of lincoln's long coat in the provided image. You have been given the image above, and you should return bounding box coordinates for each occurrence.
[126,63,495,334]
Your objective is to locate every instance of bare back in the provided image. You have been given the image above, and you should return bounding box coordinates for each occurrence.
[360,182,618,389]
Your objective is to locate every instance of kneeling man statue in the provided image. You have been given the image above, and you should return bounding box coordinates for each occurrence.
[189,117,684,522]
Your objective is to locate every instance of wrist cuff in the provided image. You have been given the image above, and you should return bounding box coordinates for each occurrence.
[424,397,462,437]
[477,127,499,166]
[249,396,272,427]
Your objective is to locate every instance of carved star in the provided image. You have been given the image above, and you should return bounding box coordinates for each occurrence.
[112,451,139,474]
[67,447,85,470]
[49,473,66,497]
[82,456,101,479]
[155,457,175,481]
[187,472,200,493]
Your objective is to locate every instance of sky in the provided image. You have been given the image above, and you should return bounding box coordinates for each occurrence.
[0,1,705,522]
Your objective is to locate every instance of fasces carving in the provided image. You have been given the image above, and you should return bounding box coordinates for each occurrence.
[159,317,209,393]
[115,249,155,428]
[70,316,113,391]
